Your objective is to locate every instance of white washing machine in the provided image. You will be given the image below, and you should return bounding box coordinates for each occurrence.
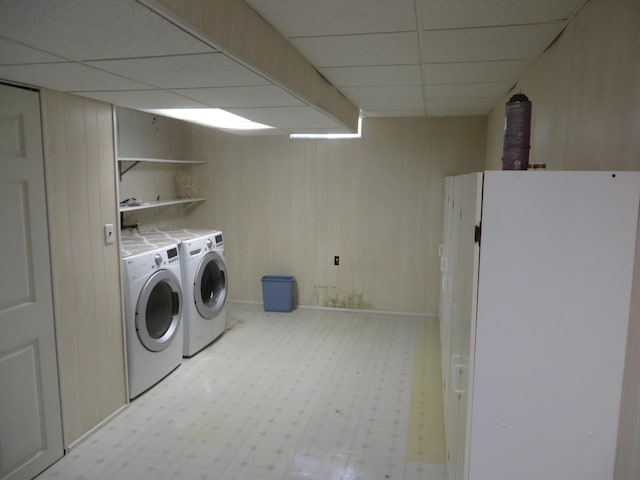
[172,230,227,357]
[121,243,183,399]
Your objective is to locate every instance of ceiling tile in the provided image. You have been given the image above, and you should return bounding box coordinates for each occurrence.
[421,0,586,29]
[72,90,206,109]
[340,85,424,110]
[427,108,490,116]
[227,106,347,131]
[320,65,422,87]
[0,37,65,65]
[87,54,269,89]
[424,82,513,99]
[173,85,304,108]
[246,0,416,36]
[426,97,499,111]
[422,23,566,63]
[291,32,420,67]
[0,63,150,92]
[422,60,531,85]
[363,110,426,117]
[0,0,581,123]
[0,0,212,61]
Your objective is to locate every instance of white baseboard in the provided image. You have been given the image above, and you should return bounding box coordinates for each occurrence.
[226,299,437,319]
[65,403,128,453]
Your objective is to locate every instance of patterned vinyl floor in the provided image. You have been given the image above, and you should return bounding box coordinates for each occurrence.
[37,303,445,480]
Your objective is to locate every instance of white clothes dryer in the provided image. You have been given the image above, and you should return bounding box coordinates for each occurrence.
[121,244,183,399]
[176,230,227,357]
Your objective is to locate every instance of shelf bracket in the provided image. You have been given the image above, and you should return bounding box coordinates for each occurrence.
[181,199,205,213]
[119,160,140,180]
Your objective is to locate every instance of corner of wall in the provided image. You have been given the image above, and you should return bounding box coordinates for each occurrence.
[41,90,126,445]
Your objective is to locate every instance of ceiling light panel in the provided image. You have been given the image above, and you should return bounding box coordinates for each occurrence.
[0,63,149,92]
[172,85,304,109]
[291,32,420,68]
[87,53,269,89]
[0,0,212,61]
[288,127,358,134]
[144,109,274,131]
[319,65,422,87]
[246,0,416,36]
[422,22,566,63]
[227,106,348,131]
[421,0,587,29]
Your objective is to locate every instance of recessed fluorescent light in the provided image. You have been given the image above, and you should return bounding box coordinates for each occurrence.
[290,116,362,139]
[143,108,274,131]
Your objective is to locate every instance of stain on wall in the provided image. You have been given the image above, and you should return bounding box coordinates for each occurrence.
[309,286,373,310]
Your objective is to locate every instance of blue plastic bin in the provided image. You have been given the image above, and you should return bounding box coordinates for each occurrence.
[261,275,295,312]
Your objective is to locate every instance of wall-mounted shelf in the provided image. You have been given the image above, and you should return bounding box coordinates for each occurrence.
[117,157,205,179]
[119,197,206,213]
[117,157,205,164]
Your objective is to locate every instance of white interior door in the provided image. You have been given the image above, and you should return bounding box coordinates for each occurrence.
[0,83,64,479]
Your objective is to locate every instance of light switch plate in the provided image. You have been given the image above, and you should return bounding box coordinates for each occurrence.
[104,224,114,245]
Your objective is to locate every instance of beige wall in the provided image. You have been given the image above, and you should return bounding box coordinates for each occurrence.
[485,0,640,171]
[41,91,126,446]
[189,116,486,314]
[116,107,204,230]
[482,0,640,477]
[114,110,486,315]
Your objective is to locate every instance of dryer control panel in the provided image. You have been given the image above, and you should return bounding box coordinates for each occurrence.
[166,247,179,264]
[214,233,223,246]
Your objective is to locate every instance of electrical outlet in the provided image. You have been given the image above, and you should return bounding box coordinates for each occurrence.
[334,256,339,266]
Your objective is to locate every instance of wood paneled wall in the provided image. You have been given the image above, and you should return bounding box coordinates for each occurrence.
[41,91,126,446]
[189,116,486,315]
[116,107,203,230]
[482,0,640,477]
[485,0,640,171]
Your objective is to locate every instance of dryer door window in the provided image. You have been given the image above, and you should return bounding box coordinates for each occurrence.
[194,251,227,319]
[136,269,182,352]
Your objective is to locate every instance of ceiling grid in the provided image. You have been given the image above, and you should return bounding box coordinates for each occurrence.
[0,0,589,132]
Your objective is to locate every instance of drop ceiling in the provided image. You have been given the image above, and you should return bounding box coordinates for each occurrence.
[0,0,587,134]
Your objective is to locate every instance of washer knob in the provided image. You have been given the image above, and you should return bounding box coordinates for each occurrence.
[206,239,213,249]
[154,253,163,266]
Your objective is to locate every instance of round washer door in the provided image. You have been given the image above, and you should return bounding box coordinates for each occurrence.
[135,269,182,352]
[194,251,227,319]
